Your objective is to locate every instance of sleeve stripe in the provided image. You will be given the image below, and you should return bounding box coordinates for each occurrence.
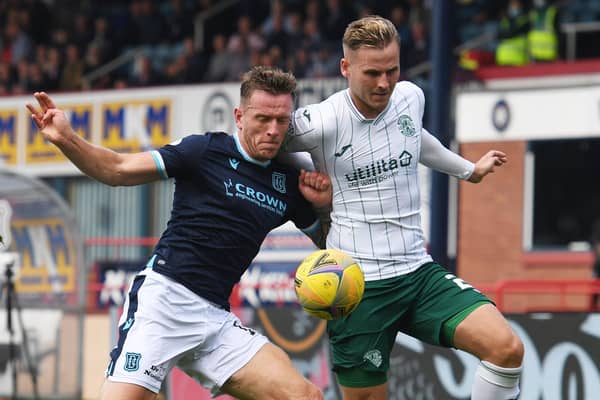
[151,150,169,180]
[301,218,320,235]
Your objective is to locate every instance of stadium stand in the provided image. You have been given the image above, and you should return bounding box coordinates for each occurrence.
[0,0,596,97]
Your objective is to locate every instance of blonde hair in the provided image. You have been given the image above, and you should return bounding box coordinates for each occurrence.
[342,15,400,52]
[240,66,297,105]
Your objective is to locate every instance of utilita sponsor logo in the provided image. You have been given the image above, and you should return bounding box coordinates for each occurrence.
[345,151,412,188]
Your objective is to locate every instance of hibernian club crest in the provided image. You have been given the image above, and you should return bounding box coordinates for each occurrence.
[363,349,383,368]
[397,115,416,137]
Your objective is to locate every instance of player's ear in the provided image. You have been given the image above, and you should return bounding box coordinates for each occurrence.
[340,58,349,78]
[234,107,243,130]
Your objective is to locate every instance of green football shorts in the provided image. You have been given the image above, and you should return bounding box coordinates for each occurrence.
[327,262,493,388]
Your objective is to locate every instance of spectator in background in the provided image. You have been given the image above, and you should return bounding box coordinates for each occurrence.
[356,4,375,19]
[59,44,84,91]
[283,11,305,53]
[591,220,600,310]
[71,13,93,56]
[204,34,229,82]
[227,15,265,54]
[3,19,32,65]
[42,47,62,91]
[306,46,339,78]
[389,5,413,71]
[89,17,114,65]
[179,37,207,83]
[26,0,51,46]
[162,39,204,85]
[163,0,195,44]
[129,55,160,87]
[322,0,354,41]
[0,62,14,93]
[301,18,323,55]
[132,0,168,45]
[49,28,69,55]
[496,0,530,66]
[260,0,285,37]
[265,13,290,58]
[163,57,188,85]
[14,59,30,91]
[225,36,253,82]
[305,0,324,27]
[27,63,47,92]
[405,20,429,68]
[266,45,287,70]
[528,0,561,62]
[287,47,310,79]
[33,44,47,68]
[84,44,112,90]
[406,0,432,34]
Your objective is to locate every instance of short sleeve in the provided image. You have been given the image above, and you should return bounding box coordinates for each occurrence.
[155,134,210,178]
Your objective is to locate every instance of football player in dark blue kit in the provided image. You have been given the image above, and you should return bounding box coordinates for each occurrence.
[27,66,330,400]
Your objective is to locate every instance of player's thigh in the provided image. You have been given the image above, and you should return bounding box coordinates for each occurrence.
[100,379,157,400]
[404,263,492,346]
[221,342,322,400]
[339,382,387,400]
[327,274,415,372]
[453,303,523,366]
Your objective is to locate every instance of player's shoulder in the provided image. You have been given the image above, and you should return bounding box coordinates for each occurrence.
[297,89,346,115]
[392,81,425,108]
[182,131,231,146]
[393,81,424,99]
[322,89,349,112]
[164,132,233,157]
[202,131,231,142]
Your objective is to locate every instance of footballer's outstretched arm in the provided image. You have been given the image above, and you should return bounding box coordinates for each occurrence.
[26,91,160,186]
[419,128,507,183]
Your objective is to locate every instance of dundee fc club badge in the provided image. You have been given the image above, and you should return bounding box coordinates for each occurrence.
[124,352,141,372]
[272,172,286,194]
[397,115,416,137]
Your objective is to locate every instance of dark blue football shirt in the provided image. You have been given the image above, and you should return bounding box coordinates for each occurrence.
[148,132,319,310]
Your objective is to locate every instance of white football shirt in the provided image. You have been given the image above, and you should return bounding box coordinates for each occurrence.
[286,81,474,281]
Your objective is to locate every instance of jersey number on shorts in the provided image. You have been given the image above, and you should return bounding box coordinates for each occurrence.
[444,273,473,290]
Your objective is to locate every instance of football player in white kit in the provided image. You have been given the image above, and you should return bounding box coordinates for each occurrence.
[27,67,331,400]
[285,15,524,400]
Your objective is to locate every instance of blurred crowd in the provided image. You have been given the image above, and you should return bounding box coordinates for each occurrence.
[0,0,599,96]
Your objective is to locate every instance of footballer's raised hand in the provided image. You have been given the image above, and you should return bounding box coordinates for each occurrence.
[468,150,508,183]
[26,92,75,146]
[299,170,332,208]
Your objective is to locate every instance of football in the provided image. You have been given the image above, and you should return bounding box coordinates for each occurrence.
[294,249,365,320]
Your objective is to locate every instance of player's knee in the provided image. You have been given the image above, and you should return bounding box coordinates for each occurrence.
[490,331,524,367]
[504,333,524,366]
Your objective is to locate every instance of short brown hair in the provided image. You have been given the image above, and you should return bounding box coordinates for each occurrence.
[342,15,400,52]
[240,66,297,105]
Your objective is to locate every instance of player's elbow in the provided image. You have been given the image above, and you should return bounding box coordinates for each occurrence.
[95,165,133,187]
